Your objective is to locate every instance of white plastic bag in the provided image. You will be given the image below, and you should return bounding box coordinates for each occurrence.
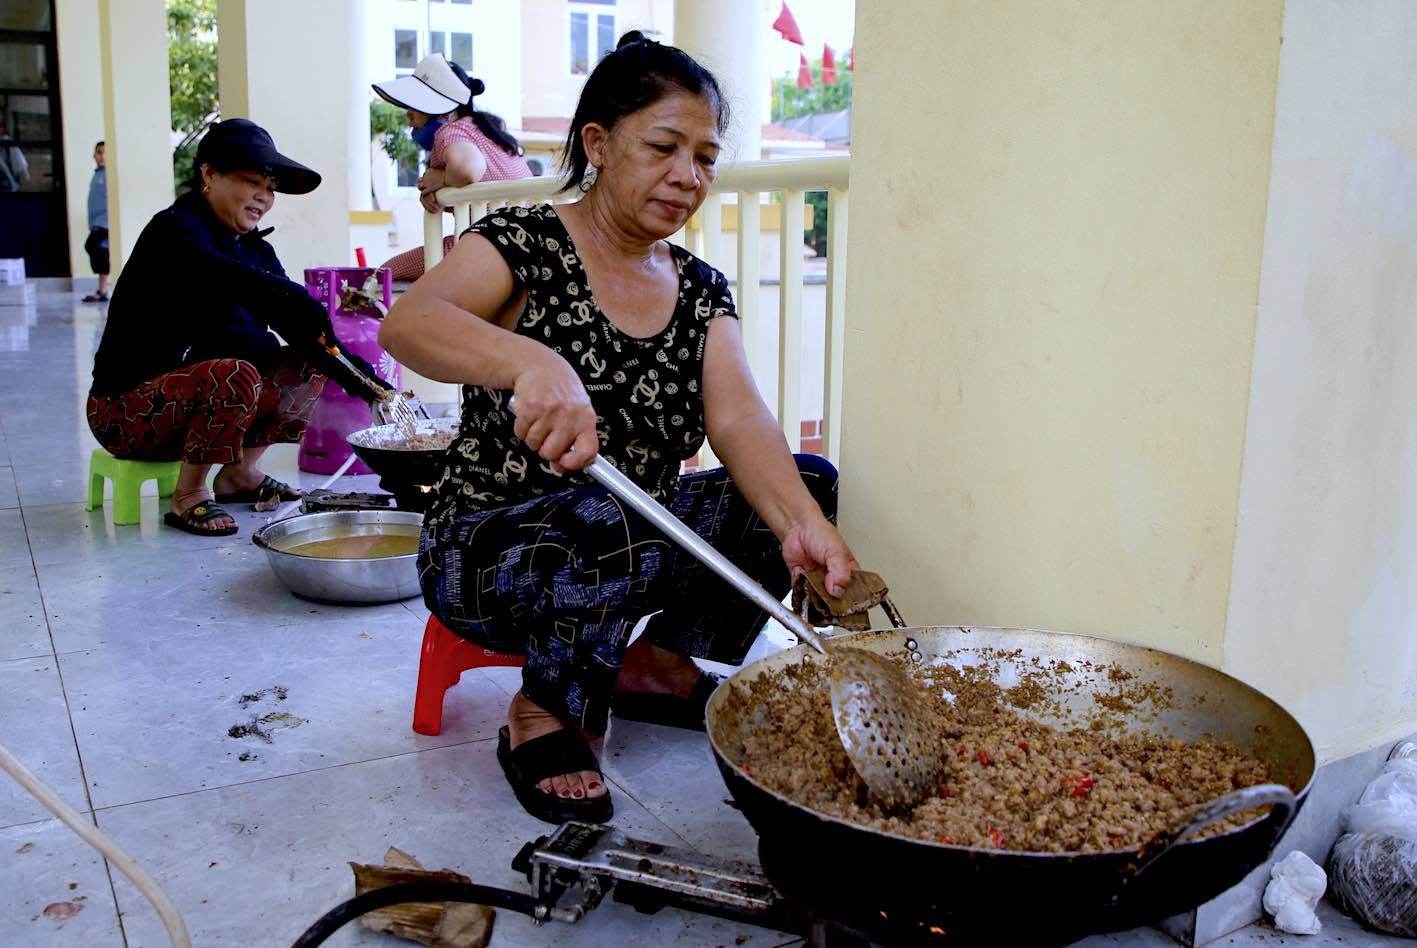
[1263,850,1327,935]
[1345,756,1417,842]
[1328,744,1417,937]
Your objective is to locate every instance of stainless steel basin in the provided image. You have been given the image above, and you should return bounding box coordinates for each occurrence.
[251,510,423,604]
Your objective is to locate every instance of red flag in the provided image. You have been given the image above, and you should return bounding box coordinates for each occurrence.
[796,52,814,89]
[821,44,837,84]
[772,2,804,46]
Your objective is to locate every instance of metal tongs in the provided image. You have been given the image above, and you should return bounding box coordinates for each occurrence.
[317,333,419,435]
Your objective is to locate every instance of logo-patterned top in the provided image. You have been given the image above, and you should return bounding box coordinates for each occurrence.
[425,204,739,529]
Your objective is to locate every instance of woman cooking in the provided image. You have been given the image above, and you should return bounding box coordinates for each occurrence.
[373,53,532,282]
[88,118,390,536]
[381,33,858,824]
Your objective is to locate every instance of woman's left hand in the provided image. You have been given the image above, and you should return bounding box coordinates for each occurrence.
[417,169,447,214]
[781,517,859,598]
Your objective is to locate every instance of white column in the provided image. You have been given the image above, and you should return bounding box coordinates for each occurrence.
[97,0,173,277]
[672,0,764,163]
[217,0,353,276]
[56,0,105,280]
[348,0,372,212]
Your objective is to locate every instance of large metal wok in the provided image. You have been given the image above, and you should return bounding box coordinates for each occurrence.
[706,626,1315,946]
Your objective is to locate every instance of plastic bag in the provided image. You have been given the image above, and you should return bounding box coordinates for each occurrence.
[1329,832,1417,937]
[1327,745,1417,937]
[1263,850,1327,935]
[1345,755,1417,842]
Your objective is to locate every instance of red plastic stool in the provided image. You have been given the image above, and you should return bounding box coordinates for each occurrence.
[413,615,524,736]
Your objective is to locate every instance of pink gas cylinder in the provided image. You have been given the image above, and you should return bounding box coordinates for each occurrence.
[298,267,398,475]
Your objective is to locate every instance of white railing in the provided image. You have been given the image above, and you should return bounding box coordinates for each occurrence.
[426,154,850,464]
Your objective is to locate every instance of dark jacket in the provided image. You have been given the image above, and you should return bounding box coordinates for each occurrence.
[90,191,345,397]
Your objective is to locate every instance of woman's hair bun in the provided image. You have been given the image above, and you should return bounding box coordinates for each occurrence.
[616,30,647,50]
[465,76,486,97]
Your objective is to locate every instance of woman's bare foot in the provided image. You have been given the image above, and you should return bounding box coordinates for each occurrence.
[211,465,296,497]
[507,692,608,801]
[170,487,236,532]
[615,638,703,699]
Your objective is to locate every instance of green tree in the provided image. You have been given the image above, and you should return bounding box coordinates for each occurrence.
[770,56,853,123]
[770,57,852,255]
[369,100,420,208]
[168,0,219,192]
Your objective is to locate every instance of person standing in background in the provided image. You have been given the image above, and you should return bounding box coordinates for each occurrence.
[0,118,29,192]
[83,141,110,303]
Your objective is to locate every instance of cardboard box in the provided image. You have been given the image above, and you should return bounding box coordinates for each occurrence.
[0,283,36,306]
[0,259,25,285]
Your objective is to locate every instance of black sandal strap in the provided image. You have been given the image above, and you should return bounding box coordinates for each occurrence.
[183,500,233,525]
[506,726,602,785]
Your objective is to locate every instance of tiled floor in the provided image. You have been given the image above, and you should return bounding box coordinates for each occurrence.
[0,288,1400,947]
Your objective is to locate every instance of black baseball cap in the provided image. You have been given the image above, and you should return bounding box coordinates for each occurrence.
[195,118,321,195]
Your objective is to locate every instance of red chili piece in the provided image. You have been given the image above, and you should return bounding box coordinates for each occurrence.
[977,749,991,766]
[1063,774,1094,797]
[938,785,952,798]
[1018,741,1030,752]
[957,743,968,757]
[988,827,1004,848]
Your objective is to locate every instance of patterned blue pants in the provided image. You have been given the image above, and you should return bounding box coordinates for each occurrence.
[418,454,839,734]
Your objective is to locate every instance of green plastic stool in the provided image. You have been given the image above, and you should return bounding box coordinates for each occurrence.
[85,449,181,525]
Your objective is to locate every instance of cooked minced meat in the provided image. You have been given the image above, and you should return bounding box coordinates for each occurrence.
[354,424,456,451]
[719,654,1271,853]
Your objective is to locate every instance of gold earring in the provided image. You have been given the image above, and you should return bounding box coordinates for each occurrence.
[202,183,210,194]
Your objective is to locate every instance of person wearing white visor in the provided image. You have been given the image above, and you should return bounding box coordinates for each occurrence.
[373,53,532,281]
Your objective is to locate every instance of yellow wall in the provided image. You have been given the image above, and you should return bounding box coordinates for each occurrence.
[841,1,1283,661]
[1224,0,1417,759]
[56,0,104,281]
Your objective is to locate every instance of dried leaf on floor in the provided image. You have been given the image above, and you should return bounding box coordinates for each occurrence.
[349,848,494,948]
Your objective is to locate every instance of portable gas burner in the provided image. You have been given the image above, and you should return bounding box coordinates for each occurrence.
[297,488,397,513]
[513,822,886,948]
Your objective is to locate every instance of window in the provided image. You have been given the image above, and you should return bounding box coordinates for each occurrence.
[393,29,418,69]
[430,31,473,71]
[569,3,615,76]
[451,32,472,70]
[396,153,419,188]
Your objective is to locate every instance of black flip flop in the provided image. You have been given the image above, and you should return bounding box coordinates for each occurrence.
[163,500,238,537]
[215,474,301,505]
[612,673,722,732]
[496,725,613,825]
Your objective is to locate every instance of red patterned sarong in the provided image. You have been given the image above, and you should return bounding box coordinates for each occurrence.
[87,354,325,466]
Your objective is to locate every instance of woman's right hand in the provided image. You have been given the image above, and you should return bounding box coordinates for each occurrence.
[511,351,599,472]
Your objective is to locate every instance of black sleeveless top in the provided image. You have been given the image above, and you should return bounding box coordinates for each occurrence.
[424,204,738,530]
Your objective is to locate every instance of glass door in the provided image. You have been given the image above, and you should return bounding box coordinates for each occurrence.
[0,0,69,277]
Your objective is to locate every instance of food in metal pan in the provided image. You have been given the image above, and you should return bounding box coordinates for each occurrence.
[722,650,1273,852]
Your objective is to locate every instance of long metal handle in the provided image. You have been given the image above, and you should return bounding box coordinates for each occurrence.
[585,456,828,655]
[505,396,828,654]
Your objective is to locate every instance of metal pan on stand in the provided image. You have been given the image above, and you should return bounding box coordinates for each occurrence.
[706,626,1315,946]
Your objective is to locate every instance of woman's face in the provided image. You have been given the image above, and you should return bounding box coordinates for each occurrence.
[407,109,454,128]
[584,92,722,240]
[202,166,277,234]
